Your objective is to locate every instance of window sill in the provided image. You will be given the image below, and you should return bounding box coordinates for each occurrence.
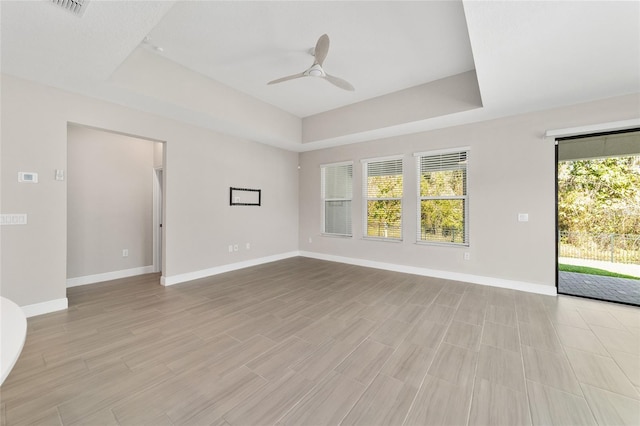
[415,241,469,248]
[321,233,353,239]
[362,237,403,243]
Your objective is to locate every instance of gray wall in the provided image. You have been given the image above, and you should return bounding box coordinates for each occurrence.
[154,142,164,168]
[67,125,156,279]
[302,71,482,143]
[298,94,640,291]
[1,70,637,310]
[1,74,299,309]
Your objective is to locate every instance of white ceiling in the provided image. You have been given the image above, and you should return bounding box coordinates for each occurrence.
[146,1,475,117]
[465,0,640,112]
[1,1,638,151]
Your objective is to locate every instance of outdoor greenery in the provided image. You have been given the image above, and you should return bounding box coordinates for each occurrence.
[365,153,467,243]
[558,156,640,235]
[364,155,639,252]
[559,263,639,280]
[366,175,402,238]
[558,156,640,264]
[420,169,466,243]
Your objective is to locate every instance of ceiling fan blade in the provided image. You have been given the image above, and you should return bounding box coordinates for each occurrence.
[267,72,306,85]
[314,34,330,66]
[324,74,354,91]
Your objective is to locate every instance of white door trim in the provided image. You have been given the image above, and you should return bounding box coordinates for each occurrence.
[152,167,163,273]
[545,119,640,139]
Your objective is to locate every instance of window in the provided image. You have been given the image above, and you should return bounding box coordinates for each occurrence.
[321,162,353,236]
[362,156,403,240]
[416,149,469,245]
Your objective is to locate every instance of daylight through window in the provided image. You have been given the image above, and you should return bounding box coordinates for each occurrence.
[416,149,469,245]
[363,157,403,240]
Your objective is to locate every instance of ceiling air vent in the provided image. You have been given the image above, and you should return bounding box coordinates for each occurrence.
[51,0,89,16]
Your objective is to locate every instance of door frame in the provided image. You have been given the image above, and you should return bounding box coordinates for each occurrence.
[555,128,640,304]
[555,143,560,292]
[153,167,163,273]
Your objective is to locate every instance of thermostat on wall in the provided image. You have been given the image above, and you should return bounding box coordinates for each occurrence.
[18,172,38,183]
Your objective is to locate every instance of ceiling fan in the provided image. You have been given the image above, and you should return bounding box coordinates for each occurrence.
[267,34,355,91]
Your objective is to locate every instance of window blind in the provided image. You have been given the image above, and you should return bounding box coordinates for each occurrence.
[420,151,468,175]
[321,162,353,236]
[416,149,469,245]
[363,157,403,240]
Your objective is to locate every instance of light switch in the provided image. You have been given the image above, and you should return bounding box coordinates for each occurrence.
[0,214,27,225]
[518,213,529,222]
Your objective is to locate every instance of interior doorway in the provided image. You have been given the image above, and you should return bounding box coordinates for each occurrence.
[556,130,640,305]
[67,124,165,287]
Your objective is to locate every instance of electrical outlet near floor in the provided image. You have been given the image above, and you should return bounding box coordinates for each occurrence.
[122,249,129,257]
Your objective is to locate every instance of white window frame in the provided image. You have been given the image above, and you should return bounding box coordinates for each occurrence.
[361,155,404,241]
[321,161,354,237]
[414,147,470,246]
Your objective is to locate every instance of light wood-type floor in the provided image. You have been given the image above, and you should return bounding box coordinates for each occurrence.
[2,257,639,425]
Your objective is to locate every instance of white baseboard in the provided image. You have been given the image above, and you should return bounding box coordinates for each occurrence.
[67,266,155,288]
[23,252,554,318]
[299,251,557,296]
[21,297,68,318]
[161,251,300,286]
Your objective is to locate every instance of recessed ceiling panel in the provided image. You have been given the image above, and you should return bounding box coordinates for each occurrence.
[464,1,640,112]
[147,1,476,117]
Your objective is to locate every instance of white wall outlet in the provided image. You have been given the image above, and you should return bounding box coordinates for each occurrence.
[518,213,529,222]
[308,237,312,243]
[122,249,129,257]
[233,244,239,252]
[246,243,250,250]
[228,245,233,253]
[55,169,65,181]
[463,252,470,261]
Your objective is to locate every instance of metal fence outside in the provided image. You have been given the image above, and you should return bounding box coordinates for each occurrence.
[367,223,402,239]
[420,227,465,244]
[559,231,640,264]
[365,223,466,242]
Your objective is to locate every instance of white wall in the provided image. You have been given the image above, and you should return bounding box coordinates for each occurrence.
[298,93,640,294]
[0,74,299,311]
[67,125,156,280]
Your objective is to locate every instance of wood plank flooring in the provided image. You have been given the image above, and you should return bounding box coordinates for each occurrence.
[1,257,639,425]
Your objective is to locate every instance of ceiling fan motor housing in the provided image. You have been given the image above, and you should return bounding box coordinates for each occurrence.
[306,64,325,77]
